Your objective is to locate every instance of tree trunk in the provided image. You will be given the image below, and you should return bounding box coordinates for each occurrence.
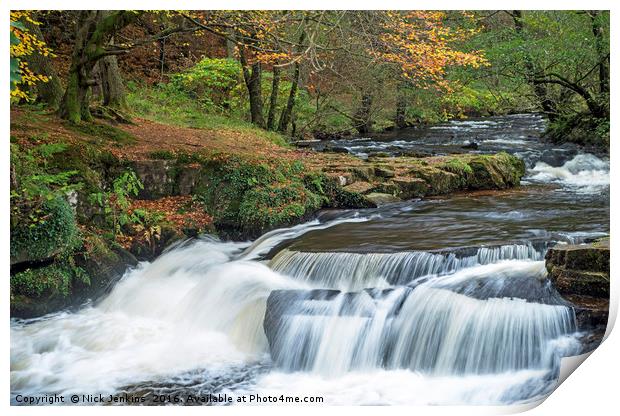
[266,65,280,130]
[512,11,558,121]
[58,11,139,123]
[354,92,373,134]
[278,28,306,134]
[23,19,63,109]
[239,46,266,128]
[99,39,126,109]
[395,82,408,129]
[278,62,300,133]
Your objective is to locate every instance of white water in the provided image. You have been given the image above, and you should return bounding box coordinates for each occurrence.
[267,265,577,376]
[11,240,304,395]
[11,237,580,404]
[238,213,377,261]
[529,153,609,193]
[269,243,546,290]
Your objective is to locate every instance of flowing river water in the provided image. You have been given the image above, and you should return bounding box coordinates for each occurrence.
[10,114,610,405]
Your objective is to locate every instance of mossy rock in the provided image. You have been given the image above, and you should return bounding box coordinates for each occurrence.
[465,152,525,189]
[10,197,81,266]
[392,177,428,199]
[409,165,463,195]
[11,235,138,318]
[198,157,328,238]
[11,260,84,317]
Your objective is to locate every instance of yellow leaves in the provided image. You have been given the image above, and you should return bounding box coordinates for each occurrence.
[372,10,488,91]
[10,11,53,100]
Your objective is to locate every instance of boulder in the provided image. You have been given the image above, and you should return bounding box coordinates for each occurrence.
[364,192,402,205]
[545,239,610,299]
[392,177,428,199]
[545,238,610,352]
[350,166,376,181]
[343,181,375,195]
[375,166,396,178]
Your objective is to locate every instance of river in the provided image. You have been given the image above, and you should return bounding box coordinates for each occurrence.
[10,114,610,405]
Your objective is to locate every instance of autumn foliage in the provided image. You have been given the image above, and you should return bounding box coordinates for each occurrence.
[10,11,53,100]
[373,11,488,91]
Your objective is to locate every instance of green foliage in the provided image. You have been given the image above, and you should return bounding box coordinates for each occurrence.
[10,142,83,264]
[130,208,166,254]
[196,156,323,236]
[11,256,89,299]
[148,150,176,160]
[89,170,143,237]
[171,58,242,110]
[11,142,81,210]
[10,196,81,264]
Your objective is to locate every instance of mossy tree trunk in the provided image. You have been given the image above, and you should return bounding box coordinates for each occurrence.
[395,81,409,129]
[58,11,140,123]
[278,29,306,135]
[99,38,127,109]
[23,18,63,109]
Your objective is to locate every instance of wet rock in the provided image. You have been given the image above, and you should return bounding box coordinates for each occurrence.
[294,139,321,147]
[392,177,428,199]
[325,146,350,154]
[545,239,610,299]
[375,166,396,178]
[11,244,137,318]
[545,238,610,351]
[343,181,375,195]
[350,166,376,181]
[461,141,479,150]
[365,192,402,205]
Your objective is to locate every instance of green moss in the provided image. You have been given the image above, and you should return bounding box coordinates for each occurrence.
[196,156,321,236]
[148,150,176,160]
[438,158,474,176]
[11,262,76,298]
[10,197,81,265]
[65,121,136,144]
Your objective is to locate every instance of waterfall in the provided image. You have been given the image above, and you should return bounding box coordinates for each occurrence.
[266,283,578,377]
[269,243,547,290]
[11,239,305,395]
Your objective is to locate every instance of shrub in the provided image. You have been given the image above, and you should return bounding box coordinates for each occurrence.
[10,196,81,264]
[171,58,242,110]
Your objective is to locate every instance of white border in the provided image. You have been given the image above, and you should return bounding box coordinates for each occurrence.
[3,1,617,415]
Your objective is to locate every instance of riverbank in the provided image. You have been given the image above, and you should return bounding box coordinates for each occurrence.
[10,108,527,318]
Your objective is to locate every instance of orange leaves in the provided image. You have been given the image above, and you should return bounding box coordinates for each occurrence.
[129,196,212,230]
[373,10,488,91]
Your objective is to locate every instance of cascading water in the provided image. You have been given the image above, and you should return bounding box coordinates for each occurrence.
[269,243,547,289]
[264,260,579,378]
[10,114,609,406]
[10,239,305,396]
